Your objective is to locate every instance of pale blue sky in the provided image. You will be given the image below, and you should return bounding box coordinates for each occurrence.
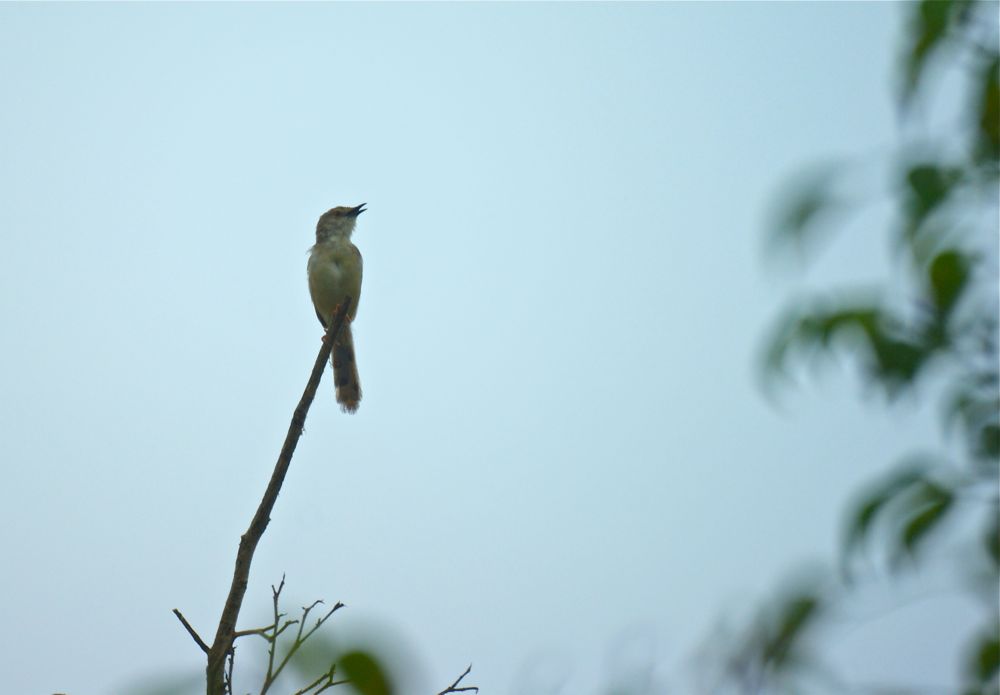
[0,3,974,694]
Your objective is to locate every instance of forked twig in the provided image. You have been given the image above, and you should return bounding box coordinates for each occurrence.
[437,664,479,695]
[260,579,345,694]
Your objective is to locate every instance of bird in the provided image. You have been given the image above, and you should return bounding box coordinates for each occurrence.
[307,203,365,413]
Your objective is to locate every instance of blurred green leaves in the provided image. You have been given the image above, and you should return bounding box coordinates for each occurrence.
[898,0,1000,168]
[902,0,955,105]
[964,626,1000,695]
[765,179,979,393]
[338,650,393,695]
[976,55,1000,161]
[902,163,962,251]
[928,249,970,317]
[708,578,829,694]
[280,629,398,695]
[734,1,999,693]
[844,462,958,570]
[268,614,399,695]
[905,163,960,219]
[986,512,1000,568]
[760,591,822,670]
[767,165,848,258]
[972,630,1000,683]
[766,300,935,396]
[901,0,988,109]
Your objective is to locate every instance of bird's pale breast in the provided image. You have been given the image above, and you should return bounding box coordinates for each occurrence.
[308,240,362,324]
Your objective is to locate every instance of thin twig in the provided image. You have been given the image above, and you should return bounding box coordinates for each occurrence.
[254,588,344,695]
[437,664,478,695]
[292,671,331,695]
[173,609,210,654]
[261,577,286,693]
[258,583,345,694]
[316,679,350,694]
[269,600,345,686]
[202,299,353,695]
[291,665,340,695]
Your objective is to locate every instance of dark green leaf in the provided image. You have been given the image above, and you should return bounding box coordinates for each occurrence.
[849,494,890,549]
[903,0,955,105]
[806,307,931,390]
[339,649,393,695]
[904,164,962,236]
[980,424,1000,460]
[928,250,970,317]
[844,466,927,555]
[900,486,953,554]
[867,332,929,390]
[970,630,1000,683]
[764,593,821,667]
[976,55,1000,162]
[885,479,955,568]
[985,513,999,569]
[763,302,936,394]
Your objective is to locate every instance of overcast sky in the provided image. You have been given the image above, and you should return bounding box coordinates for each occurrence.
[0,3,976,694]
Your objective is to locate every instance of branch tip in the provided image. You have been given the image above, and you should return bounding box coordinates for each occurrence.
[437,664,478,695]
[173,608,210,654]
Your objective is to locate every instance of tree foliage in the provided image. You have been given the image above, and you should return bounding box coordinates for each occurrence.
[717,1,999,693]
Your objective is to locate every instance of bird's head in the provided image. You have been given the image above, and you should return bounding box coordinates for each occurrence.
[316,203,366,241]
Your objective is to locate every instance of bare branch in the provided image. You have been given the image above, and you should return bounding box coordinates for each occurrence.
[437,664,478,695]
[253,577,348,694]
[263,577,285,690]
[172,609,210,654]
[233,626,274,639]
[201,299,353,695]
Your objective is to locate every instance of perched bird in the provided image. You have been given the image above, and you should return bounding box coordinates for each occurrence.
[307,203,365,413]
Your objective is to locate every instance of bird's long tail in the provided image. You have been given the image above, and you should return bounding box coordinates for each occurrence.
[332,323,361,413]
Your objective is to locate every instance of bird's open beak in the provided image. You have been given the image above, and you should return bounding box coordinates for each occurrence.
[350,203,367,217]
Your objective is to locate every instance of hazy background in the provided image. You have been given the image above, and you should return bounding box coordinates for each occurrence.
[0,3,972,693]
